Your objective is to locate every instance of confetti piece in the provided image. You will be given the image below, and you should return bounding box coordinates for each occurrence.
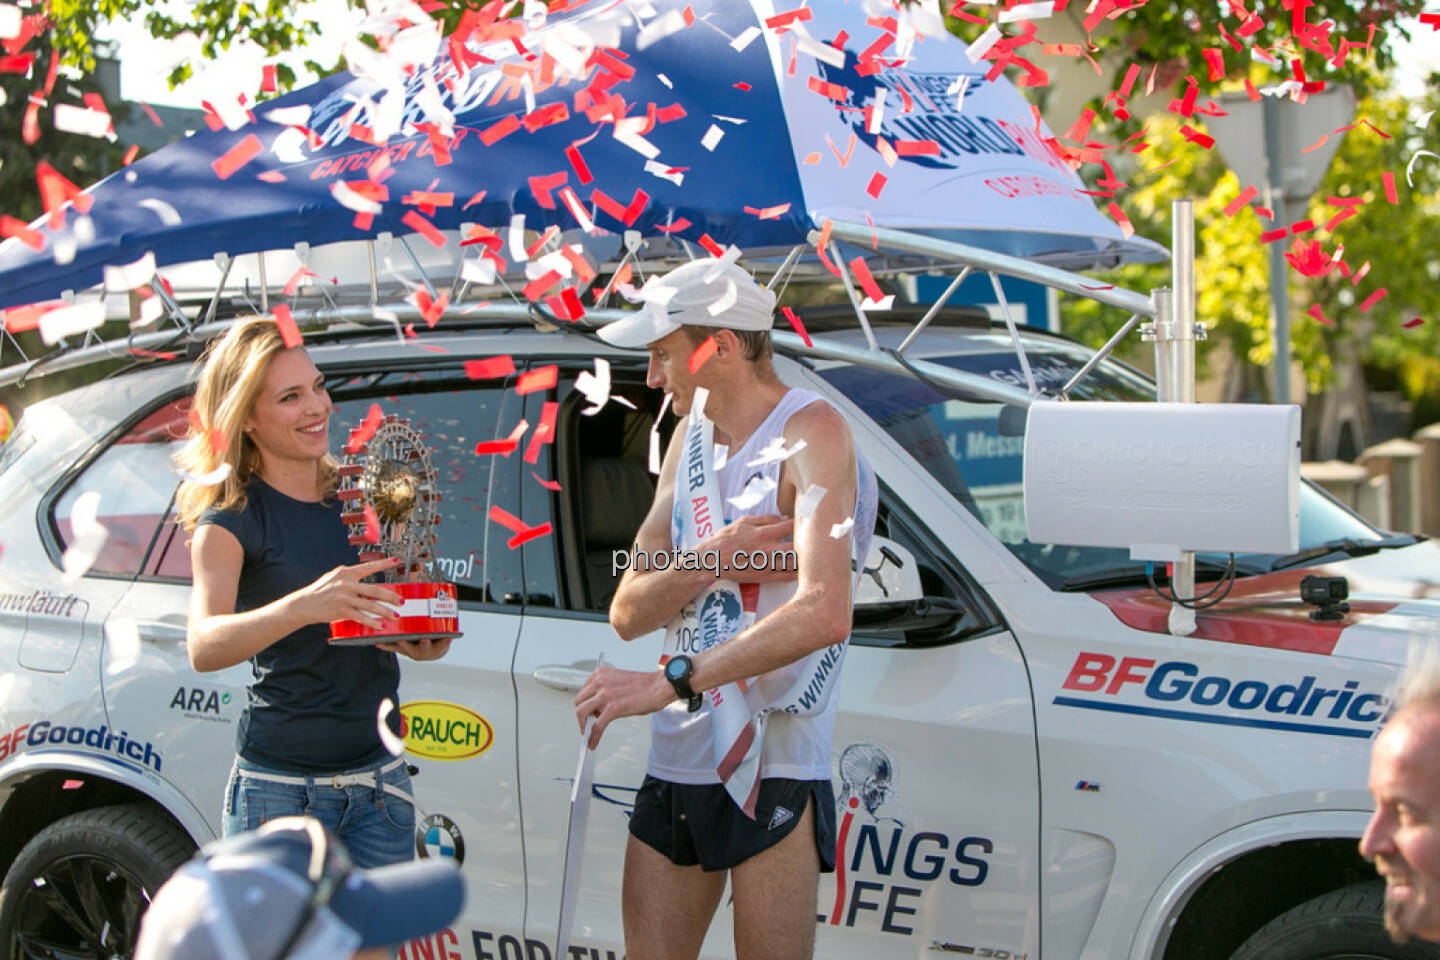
[1259,228,1289,244]
[507,523,553,549]
[211,134,263,180]
[103,252,156,291]
[40,302,104,345]
[746,436,807,467]
[866,172,888,199]
[706,278,738,317]
[1106,202,1134,239]
[829,517,854,539]
[1306,303,1331,326]
[966,24,1002,62]
[272,304,302,348]
[1,215,42,251]
[0,4,20,40]
[807,75,849,102]
[803,151,822,165]
[377,700,405,755]
[207,429,227,456]
[331,181,384,215]
[1406,151,1440,188]
[999,2,1055,22]
[1203,47,1225,82]
[649,393,672,475]
[1403,318,1426,329]
[727,474,777,510]
[53,103,111,138]
[1301,133,1330,154]
[731,25,761,50]
[1359,288,1388,313]
[894,140,940,157]
[524,401,559,465]
[37,161,92,227]
[848,257,886,306]
[779,306,813,347]
[1383,171,1398,203]
[701,124,724,151]
[688,335,718,373]
[1224,185,1258,217]
[565,143,594,185]
[795,484,827,519]
[523,270,562,302]
[402,210,446,248]
[475,438,519,456]
[361,503,381,544]
[516,364,558,395]
[1179,124,1215,149]
[532,472,562,491]
[416,289,448,328]
[60,490,108,582]
[481,115,520,145]
[1351,261,1372,287]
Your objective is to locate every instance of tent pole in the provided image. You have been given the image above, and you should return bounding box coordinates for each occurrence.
[898,266,971,354]
[989,271,1036,395]
[834,256,879,352]
[367,240,379,307]
[256,253,269,314]
[203,253,235,327]
[765,244,805,292]
[398,237,438,299]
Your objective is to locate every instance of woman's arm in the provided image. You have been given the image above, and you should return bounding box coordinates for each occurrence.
[186,524,403,672]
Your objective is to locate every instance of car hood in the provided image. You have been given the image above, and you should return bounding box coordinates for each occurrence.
[1090,539,1440,666]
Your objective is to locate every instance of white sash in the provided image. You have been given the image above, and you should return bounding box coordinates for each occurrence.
[660,389,850,819]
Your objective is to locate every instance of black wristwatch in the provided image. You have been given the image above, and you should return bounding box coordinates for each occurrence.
[664,655,703,713]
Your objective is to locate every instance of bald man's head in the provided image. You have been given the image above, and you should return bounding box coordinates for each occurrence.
[1361,702,1440,943]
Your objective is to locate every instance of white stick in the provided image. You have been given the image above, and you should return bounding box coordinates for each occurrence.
[556,651,605,960]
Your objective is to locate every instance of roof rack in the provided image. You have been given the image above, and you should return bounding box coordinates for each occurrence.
[0,219,1169,411]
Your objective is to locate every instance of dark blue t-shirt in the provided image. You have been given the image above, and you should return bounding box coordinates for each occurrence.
[198,479,401,773]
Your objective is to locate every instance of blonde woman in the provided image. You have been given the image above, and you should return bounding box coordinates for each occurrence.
[174,316,450,867]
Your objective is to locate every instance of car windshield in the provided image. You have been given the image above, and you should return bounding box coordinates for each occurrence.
[817,334,1385,589]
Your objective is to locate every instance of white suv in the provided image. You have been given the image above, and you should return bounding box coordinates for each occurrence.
[0,313,1434,960]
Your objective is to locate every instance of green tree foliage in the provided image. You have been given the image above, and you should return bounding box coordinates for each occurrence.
[1056,80,1439,403]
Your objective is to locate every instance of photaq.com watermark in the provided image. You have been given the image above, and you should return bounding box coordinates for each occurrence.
[612,547,798,578]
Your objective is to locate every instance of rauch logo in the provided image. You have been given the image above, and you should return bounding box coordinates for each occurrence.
[399,702,493,761]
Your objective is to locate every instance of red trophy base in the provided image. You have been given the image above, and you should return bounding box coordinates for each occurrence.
[329,582,462,646]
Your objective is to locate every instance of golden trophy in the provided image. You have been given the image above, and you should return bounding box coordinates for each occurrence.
[328,414,461,645]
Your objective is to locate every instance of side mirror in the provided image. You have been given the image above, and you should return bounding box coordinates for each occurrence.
[853,537,924,608]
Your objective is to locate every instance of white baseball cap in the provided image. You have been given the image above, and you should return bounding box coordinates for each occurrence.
[596,259,776,349]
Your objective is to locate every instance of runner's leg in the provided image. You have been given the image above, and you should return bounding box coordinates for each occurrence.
[730,797,820,960]
[622,833,727,960]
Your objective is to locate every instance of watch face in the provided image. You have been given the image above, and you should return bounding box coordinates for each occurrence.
[665,657,687,681]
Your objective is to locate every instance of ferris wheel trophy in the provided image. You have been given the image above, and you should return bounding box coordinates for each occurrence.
[328,414,462,646]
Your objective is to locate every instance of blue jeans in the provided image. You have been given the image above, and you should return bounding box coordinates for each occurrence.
[222,754,416,869]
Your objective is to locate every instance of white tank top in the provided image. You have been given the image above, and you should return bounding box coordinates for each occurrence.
[649,388,877,784]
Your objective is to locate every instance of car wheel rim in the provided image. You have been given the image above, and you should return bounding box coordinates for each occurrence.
[10,853,150,960]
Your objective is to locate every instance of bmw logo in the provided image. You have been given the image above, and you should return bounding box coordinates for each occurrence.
[415,813,465,866]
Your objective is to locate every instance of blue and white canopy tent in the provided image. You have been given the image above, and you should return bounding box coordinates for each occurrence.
[0,0,1171,401]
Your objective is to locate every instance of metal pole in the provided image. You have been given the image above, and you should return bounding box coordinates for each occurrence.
[1264,97,1291,405]
[1165,198,1198,636]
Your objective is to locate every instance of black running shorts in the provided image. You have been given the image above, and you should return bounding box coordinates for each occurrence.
[629,775,837,873]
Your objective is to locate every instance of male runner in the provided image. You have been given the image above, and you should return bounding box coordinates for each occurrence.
[574,258,877,960]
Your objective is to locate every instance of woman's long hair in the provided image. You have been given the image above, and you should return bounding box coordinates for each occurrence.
[173,316,336,531]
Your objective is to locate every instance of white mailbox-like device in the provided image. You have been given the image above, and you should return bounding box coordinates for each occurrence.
[1023,402,1301,561]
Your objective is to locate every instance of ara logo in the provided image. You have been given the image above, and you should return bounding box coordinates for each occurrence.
[415,813,465,866]
[825,744,992,938]
[169,686,232,721]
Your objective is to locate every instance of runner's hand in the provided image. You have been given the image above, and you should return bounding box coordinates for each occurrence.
[574,665,672,749]
[698,514,795,579]
[292,558,404,625]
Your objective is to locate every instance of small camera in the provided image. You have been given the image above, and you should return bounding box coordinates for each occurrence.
[1300,575,1349,622]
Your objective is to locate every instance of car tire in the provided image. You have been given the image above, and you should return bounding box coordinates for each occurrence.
[1229,880,1440,960]
[0,802,195,960]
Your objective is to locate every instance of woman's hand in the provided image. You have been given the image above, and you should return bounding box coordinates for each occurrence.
[378,637,454,660]
[291,557,405,626]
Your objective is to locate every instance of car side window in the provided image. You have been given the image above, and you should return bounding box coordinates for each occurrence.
[143,367,515,605]
[851,489,1005,648]
[529,368,669,615]
[51,398,191,579]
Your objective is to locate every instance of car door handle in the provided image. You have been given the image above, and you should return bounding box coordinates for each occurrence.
[134,620,189,645]
[531,664,595,692]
